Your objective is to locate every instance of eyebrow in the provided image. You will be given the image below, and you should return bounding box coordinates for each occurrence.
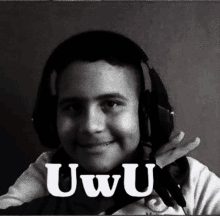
[58,93,128,106]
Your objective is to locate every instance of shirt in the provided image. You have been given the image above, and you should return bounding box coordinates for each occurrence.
[0,151,220,215]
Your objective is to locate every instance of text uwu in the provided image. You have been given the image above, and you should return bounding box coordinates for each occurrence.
[45,164,155,197]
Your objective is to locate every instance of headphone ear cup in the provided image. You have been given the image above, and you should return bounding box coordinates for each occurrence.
[140,91,174,151]
[49,96,60,147]
[139,90,151,142]
[157,105,174,142]
[32,95,60,148]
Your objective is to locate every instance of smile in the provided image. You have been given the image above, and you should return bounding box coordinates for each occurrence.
[79,141,115,148]
[77,140,116,153]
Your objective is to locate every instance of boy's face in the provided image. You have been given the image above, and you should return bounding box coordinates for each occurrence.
[56,60,140,173]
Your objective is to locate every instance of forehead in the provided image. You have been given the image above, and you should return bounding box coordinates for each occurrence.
[57,60,140,100]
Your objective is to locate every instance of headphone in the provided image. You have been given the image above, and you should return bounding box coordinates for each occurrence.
[32,30,173,149]
[32,30,188,184]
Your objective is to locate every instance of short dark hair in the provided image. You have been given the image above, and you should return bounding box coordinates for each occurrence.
[49,30,146,96]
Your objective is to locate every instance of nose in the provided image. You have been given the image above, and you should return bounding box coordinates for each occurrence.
[79,105,105,135]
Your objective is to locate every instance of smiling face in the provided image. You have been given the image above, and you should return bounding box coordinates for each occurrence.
[56,60,141,173]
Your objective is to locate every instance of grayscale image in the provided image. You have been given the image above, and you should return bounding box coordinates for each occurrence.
[0,1,219,215]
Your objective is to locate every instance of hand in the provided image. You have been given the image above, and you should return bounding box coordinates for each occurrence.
[155,131,200,168]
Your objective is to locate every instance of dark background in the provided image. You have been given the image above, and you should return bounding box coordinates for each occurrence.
[0,2,220,195]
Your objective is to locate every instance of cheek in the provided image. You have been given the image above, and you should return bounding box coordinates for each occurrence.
[110,110,140,148]
[56,116,76,142]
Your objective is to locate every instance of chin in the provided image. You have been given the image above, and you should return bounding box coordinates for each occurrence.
[80,161,117,174]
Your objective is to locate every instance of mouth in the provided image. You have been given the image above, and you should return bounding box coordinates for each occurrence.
[77,140,116,153]
[79,141,115,148]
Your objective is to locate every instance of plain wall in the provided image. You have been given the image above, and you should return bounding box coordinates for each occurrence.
[0,2,220,195]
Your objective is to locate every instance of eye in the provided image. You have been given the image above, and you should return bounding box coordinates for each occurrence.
[101,100,123,112]
[62,103,83,114]
[69,104,82,111]
[105,101,118,108]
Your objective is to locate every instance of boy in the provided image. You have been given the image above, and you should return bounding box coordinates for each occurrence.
[0,30,218,215]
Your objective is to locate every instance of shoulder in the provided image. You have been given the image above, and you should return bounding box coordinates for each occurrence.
[186,156,211,183]
[16,150,56,190]
[183,156,220,215]
[32,150,55,173]
[187,156,209,171]
[0,151,56,209]
[186,156,220,193]
[36,151,55,163]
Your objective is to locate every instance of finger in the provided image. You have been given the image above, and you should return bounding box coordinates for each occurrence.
[172,137,200,156]
[181,137,200,149]
[162,168,186,207]
[154,184,174,207]
[156,131,185,155]
[156,137,200,168]
[153,166,174,207]
[168,137,200,162]
[168,131,185,149]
